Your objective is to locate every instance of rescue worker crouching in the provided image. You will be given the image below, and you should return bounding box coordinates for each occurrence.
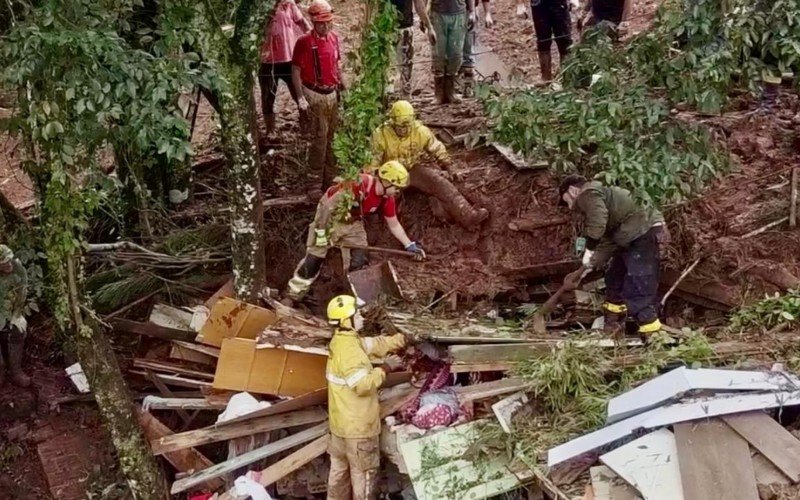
[558,175,670,338]
[325,294,407,500]
[369,100,489,228]
[286,161,425,302]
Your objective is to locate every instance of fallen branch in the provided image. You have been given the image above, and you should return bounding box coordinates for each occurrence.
[740,217,789,239]
[661,257,702,306]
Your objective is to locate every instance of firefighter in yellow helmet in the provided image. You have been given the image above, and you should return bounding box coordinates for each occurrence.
[325,294,407,500]
[286,161,425,302]
[369,100,489,228]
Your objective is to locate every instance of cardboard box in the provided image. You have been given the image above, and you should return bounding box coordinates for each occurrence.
[196,297,278,347]
[213,338,328,397]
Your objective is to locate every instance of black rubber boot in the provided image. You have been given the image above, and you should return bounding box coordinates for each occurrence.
[444,75,462,104]
[538,51,553,82]
[7,336,31,388]
[434,76,446,105]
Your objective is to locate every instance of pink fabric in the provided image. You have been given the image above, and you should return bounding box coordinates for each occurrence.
[399,361,452,423]
[261,0,307,64]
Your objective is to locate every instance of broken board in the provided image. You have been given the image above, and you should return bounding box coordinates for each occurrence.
[400,420,522,500]
[347,261,403,304]
[213,338,327,397]
[674,419,758,500]
[722,411,800,482]
[606,367,799,423]
[196,297,278,347]
[600,429,683,500]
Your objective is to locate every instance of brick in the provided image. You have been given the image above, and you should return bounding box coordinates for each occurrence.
[37,432,91,500]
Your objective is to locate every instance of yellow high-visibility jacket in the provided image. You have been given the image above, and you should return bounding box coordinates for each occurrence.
[326,329,406,439]
[369,120,449,171]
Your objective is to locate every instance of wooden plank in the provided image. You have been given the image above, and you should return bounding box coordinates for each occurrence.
[450,362,512,373]
[146,369,193,426]
[217,388,328,427]
[151,408,327,455]
[722,411,800,482]
[130,371,212,389]
[589,466,640,500]
[218,435,330,499]
[112,318,195,342]
[172,340,220,358]
[169,343,216,366]
[170,421,328,494]
[136,409,224,491]
[455,377,531,403]
[600,429,683,499]
[448,343,550,365]
[674,419,758,500]
[752,450,791,487]
[141,397,227,411]
[134,358,215,380]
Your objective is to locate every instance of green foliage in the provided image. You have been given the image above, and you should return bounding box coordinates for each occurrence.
[505,332,715,456]
[481,25,728,207]
[0,0,209,325]
[332,0,398,179]
[730,289,800,331]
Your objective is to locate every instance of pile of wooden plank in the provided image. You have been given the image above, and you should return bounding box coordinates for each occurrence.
[546,366,800,500]
[121,284,548,498]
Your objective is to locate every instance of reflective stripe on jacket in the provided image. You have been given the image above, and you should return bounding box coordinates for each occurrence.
[369,120,449,171]
[327,329,406,438]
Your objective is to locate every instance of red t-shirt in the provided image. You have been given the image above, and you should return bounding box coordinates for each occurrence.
[324,174,397,220]
[291,31,341,88]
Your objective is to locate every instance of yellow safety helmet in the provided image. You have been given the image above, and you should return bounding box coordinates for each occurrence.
[327,295,358,325]
[389,100,415,125]
[377,160,409,188]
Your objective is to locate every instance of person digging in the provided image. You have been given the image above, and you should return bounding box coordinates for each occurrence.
[369,100,489,228]
[286,161,425,303]
[324,294,407,500]
[558,175,669,339]
[0,244,31,388]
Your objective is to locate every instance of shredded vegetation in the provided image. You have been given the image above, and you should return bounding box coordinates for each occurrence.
[730,289,800,331]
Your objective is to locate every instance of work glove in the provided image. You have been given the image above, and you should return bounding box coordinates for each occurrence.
[382,355,405,373]
[313,228,329,247]
[405,241,426,261]
[581,248,595,268]
[484,11,494,27]
[297,96,309,112]
[10,315,27,332]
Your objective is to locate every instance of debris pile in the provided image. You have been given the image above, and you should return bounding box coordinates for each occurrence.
[546,366,800,500]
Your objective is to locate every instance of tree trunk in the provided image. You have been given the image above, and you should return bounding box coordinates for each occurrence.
[200,0,268,302]
[216,74,267,302]
[66,256,170,499]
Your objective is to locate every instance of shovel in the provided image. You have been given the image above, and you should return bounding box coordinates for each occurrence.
[530,266,586,335]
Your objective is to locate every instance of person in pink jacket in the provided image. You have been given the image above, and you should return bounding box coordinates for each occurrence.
[259,0,311,135]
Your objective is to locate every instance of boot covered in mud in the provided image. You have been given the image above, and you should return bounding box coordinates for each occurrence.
[538,51,553,82]
[602,302,627,338]
[461,67,475,98]
[444,75,462,104]
[265,113,276,136]
[7,335,30,388]
[434,76,446,104]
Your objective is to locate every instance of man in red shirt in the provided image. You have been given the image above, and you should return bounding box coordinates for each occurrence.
[292,0,342,194]
[286,161,425,302]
